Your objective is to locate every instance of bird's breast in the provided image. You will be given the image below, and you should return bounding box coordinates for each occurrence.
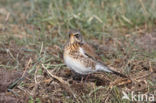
[64,54,91,74]
[63,43,97,74]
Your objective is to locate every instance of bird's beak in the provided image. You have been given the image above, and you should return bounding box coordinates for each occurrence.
[69,33,75,44]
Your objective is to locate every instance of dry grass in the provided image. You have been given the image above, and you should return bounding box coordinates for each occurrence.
[0,0,156,103]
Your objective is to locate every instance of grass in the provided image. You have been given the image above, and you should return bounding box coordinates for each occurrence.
[0,0,156,103]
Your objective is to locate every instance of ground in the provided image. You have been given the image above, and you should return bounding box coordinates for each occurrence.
[0,0,156,103]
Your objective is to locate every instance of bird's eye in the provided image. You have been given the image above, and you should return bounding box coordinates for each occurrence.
[74,34,79,39]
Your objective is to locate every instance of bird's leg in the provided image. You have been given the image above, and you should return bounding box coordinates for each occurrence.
[80,74,89,83]
[80,76,84,83]
[71,71,83,81]
[84,74,91,82]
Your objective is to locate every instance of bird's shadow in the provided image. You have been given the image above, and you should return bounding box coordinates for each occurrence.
[69,71,110,86]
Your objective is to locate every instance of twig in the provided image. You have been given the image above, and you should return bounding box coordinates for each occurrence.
[134,72,152,81]
[109,78,132,88]
[17,86,32,96]
[138,0,148,16]
[5,12,10,22]
[42,64,77,99]
[8,58,32,90]
[89,86,105,96]
[149,61,153,72]
[22,58,32,77]
[104,90,112,103]
[31,65,39,96]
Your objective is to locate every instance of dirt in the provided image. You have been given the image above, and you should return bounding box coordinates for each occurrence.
[0,69,24,103]
[0,1,156,102]
[0,41,36,103]
[0,41,36,69]
[135,31,156,51]
[0,31,156,102]
[0,92,24,103]
[0,8,156,101]
[0,69,22,92]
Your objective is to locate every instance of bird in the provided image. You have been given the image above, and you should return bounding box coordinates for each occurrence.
[63,30,127,78]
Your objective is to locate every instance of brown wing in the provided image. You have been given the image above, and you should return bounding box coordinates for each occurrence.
[81,42,128,78]
[81,42,102,62]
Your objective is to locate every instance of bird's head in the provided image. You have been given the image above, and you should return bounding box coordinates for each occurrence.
[68,30,83,44]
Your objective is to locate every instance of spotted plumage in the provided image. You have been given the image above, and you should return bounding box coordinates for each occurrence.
[63,30,127,77]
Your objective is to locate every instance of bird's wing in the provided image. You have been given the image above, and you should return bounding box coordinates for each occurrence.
[81,42,128,78]
[81,42,101,62]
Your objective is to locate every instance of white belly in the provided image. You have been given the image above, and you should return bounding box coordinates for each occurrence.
[64,55,93,74]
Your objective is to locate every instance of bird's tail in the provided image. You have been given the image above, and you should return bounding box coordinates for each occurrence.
[96,64,127,78]
[109,69,128,78]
